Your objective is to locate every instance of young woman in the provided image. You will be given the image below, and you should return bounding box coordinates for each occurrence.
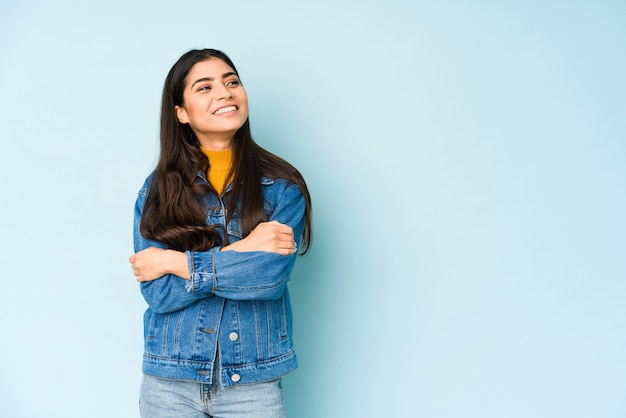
[129,48,312,418]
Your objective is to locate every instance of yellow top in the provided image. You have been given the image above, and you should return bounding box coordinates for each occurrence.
[202,148,233,195]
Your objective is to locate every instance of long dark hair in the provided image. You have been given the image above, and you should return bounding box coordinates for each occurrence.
[140,49,312,254]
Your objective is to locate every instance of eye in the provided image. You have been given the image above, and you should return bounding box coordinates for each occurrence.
[197,84,211,92]
[226,79,241,87]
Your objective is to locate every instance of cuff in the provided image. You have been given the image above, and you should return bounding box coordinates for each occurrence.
[184,247,219,294]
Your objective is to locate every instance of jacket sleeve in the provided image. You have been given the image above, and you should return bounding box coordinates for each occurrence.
[134,179,210,314]
[186,182,306,301]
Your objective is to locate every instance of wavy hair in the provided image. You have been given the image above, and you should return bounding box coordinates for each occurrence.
[140,49,312,254]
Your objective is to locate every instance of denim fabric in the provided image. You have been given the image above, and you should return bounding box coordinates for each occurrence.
[139,374,286,418]
[133,173,305,387]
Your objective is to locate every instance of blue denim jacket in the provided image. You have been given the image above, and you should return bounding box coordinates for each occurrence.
[133,172,305,386]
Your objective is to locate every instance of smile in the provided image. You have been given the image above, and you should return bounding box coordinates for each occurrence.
[213,105,237,115]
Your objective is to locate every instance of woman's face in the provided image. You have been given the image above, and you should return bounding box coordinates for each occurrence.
[176,58,249,149]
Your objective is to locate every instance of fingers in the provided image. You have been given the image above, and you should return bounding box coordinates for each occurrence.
[262,221,296,255]
[260,220,293,234]
[275,238,298,255]
[271,225,294,243]
[277,224,294,237]
[129,254,143,281]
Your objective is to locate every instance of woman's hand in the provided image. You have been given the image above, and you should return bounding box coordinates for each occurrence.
[129,247,190,282]
[223,220,297,255]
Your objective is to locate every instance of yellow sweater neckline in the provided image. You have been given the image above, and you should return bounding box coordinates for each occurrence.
[201,148,233,195]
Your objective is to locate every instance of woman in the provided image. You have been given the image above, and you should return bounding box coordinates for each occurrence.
[129,48,312,417]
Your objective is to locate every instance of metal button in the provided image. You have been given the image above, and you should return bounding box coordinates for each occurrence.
[231,373,241,382]
[229,332,238,341]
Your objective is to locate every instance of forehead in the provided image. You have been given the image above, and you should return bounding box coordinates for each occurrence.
[186,58,236,81]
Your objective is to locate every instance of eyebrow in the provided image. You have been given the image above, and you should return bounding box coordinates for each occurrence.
[191,72,238,88]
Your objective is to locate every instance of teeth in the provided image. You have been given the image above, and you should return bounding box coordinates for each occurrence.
[214,106,236,115]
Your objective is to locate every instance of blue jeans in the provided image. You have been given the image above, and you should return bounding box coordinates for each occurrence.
[139,373,286,417]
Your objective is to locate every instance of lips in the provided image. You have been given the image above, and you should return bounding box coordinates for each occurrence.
[213,105,237,115]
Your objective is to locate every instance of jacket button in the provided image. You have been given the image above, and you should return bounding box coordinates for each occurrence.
[231,373,241,382]
[229,332,238,341]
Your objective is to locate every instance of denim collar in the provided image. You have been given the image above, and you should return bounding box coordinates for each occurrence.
[196,171,275,195]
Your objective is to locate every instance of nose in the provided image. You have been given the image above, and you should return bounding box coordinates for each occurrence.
[215,84,232,100]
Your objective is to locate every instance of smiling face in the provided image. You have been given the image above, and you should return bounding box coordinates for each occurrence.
[175,58,249,149]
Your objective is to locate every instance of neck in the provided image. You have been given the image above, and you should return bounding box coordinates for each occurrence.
[197,134,234,151]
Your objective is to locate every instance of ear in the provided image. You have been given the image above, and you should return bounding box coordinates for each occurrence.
[175,105,189,124]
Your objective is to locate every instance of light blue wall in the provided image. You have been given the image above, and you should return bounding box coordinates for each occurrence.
[1,1,625,417]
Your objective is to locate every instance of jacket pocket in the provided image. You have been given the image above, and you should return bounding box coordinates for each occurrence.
[268,296,292,355]
[143,309,167,356]
[143,309,187,358]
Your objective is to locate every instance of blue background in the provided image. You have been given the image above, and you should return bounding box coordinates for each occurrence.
[1,1,625,417]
